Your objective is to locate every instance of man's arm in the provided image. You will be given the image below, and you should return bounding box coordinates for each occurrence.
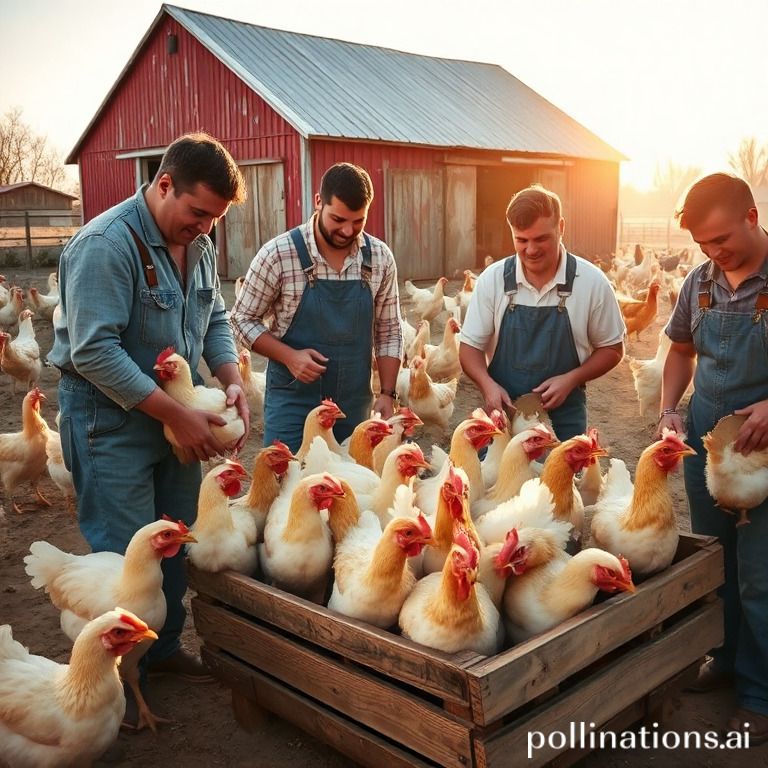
[459,342,513,414]
[533,342,624,411]
[373,355,401,419]
[656,340,696,437]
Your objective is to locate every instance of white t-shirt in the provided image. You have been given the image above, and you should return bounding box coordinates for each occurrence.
[461,247,625,364]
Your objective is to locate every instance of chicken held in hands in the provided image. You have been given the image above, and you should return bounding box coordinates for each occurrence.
[400,527,501,656]
[188,460,257,574]
[589,430,695,575]
[703,414,768,526]
[154,347,245,459]
[0,609,157,768]
[24,518,196,732]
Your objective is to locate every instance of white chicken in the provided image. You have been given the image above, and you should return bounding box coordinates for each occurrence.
[295,399,345,460]
[0,609,157,768]
[627,330,672,417]
[370,442,431,527]
[589,431,695,576]
[188,460,257,574]
[45,428,76,515]
[425,317,462,382]
[703,414,768,526]
[371,407,424,475]
[237,347,266,421]
[0,310,41,393]
[399,356,458,430]
[328,492,434,628]
[405,319,430,362]
[259,470,345,602]
[0,288,24,331]
[153,347,245,457]
[0,387,50,514]
[502,544,636,643]
[23,517,196,732]
[400,527,501,656]
[27,286,58,321]
[404,277,448,323]
[229,440,297,540]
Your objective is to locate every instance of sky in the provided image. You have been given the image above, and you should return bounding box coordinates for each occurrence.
[2,0,766,191]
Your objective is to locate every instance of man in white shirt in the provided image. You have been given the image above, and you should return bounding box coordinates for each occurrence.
[459,184,624,440]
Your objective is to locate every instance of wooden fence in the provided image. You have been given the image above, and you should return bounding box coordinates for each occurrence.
[0,211,81,268]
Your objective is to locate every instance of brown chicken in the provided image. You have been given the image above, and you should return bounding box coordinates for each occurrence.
[342,413,393,469]
[620,282,661,341]
[0,387,49,514]
[295,399,346,460]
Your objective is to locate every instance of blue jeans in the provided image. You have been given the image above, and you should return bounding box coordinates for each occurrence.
[57,373,201,664]
[685,433,768,715]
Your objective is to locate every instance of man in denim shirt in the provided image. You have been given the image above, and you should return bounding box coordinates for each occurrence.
[49,133,249,724]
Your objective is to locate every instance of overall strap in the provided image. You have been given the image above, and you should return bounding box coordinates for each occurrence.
[555,253,578,312]
[289,227,316,286]
[503,255,518,310]
[697,261,715,310]
[360,234,373,283]
[125,223,158,288]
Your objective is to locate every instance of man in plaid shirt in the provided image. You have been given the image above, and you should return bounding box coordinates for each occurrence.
[231,162,403,451]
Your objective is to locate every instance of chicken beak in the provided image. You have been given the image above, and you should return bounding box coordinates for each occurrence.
[676,446,697,458]
[621,580,637,594]
[136,628,159,643]
[591,447,609,459]
[178,532,198,544]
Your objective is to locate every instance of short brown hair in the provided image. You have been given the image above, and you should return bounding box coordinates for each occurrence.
[676,173,756,230]
[157,132,246,204]
[319,163,374,211]
[506,184,562,230]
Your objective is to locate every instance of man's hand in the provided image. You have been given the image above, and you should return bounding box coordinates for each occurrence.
[166,408,228,463]
[225,383,250,451]
[481,380,513,415]
[655,412,686,440]
[373,394,395,420]
[287,348,328,383]
[532,372,578,411]
[733,400,768,455]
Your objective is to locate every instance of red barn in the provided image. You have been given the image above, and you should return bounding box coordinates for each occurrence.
[66,4,625,279]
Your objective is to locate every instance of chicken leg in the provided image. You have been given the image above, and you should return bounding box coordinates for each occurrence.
[120,645,173,732]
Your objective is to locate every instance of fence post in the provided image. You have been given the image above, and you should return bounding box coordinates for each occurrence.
[24,211,33,269]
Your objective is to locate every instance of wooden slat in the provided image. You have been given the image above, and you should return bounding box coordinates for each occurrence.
[466,540,723,724]
[193,600,473,768]
[188,565,473,704]
[473,602,722,768]
[204,648,437,768]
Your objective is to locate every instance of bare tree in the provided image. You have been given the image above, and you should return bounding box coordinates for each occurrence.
[0,107,67,189]
[728,137,768,188]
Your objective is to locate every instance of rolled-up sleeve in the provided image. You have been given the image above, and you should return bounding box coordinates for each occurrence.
[230,246,280,350]
[65,234,157,409]
[374,247,403,359]
[460,269,498,352]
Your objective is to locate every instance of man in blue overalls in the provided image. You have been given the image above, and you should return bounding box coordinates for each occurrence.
[660,173,768,741]
[460,184,624,441]
[231,163,403,452]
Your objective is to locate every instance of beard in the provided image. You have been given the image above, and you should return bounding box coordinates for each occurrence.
[317,209,357,249]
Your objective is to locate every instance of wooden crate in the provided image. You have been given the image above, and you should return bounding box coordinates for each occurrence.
[188,533,723,768]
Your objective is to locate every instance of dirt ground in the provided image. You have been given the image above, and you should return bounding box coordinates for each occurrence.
[0,268,760,767]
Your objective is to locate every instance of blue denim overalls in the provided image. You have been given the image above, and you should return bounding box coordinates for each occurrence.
[487,254,586,441]
[683,263,768,715]
[263,228,374,452]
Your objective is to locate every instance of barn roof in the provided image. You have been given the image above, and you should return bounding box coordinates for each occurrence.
[67,4,625,164]
[0,181,77,199]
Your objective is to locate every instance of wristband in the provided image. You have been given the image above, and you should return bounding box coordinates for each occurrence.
[660,408,678,418]
[380,389,397,399]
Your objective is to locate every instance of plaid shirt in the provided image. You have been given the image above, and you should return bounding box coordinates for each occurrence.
[231,215,404,359]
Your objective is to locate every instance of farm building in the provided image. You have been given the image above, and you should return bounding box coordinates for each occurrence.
[66,4,625,280]
[0,182,78,226]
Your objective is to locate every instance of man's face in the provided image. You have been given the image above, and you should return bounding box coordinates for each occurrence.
[688,206,760,273]
[315,194,368,250]
[511,214,564,280]
[156,174,230,247]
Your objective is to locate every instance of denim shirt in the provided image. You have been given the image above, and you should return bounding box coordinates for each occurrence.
[49,185,237,410]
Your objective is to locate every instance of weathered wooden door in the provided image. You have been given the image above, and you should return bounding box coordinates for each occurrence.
[445,165,476,276]
[386,169,444,280]
[224,162,286,278]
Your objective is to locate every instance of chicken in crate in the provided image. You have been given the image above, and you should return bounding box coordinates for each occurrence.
[187,401,725,768]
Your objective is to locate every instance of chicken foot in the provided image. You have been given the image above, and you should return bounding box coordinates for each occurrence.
[720,506,751,526]
[121,670,174,733]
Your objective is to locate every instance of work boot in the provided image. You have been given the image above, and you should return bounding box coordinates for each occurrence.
[684,656,734,693]
[147,648,215,683]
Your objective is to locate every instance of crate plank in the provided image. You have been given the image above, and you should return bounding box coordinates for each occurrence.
[193,600,473,768]
[203,648,437,768]
[188,565,473,704]
[474,602,722,768]
[466,539,723,723]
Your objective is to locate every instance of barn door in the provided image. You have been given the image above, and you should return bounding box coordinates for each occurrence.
[445,165,476,276]
[538,168,569,214]
[387,169,444,280]
[225,162,286,278]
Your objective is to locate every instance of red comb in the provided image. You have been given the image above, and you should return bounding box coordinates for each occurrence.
[415,514,432,538]
[156,346,176,364]
[117,610,149,632]
[453,527,479,567]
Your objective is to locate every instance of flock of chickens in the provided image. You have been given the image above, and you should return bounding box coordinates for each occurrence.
[1,245,768,766]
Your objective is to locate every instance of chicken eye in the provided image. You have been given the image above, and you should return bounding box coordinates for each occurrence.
[113,628,127,637]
